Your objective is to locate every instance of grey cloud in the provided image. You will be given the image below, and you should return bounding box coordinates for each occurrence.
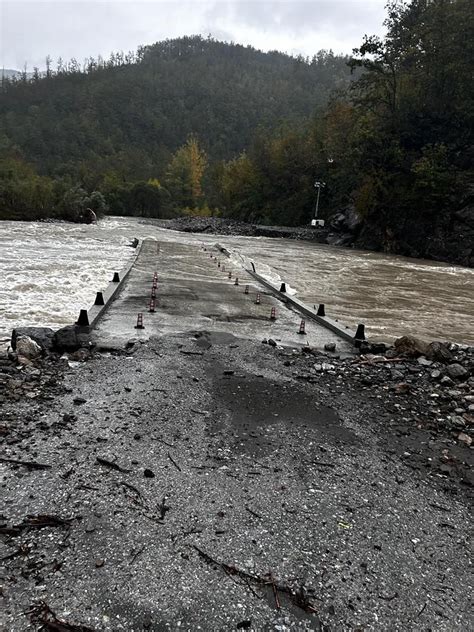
[1,0,386,70]
[204,1,385,38]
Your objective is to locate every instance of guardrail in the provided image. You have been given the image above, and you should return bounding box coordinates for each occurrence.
[215,242,364,346]
[76,239,143,331]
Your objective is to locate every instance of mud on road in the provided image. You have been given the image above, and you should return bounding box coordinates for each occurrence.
[1,334,473,631]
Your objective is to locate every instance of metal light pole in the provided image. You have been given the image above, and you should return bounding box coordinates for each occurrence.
[312,180,326,225]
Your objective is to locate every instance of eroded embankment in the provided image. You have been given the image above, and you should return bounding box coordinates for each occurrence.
[1,330,473,632]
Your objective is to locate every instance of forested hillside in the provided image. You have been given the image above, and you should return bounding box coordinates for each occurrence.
[208,0,474,265]
[1,1,473,266]
[0,37,350,182]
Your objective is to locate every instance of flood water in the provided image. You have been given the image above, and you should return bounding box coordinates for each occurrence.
[1,216,473,345]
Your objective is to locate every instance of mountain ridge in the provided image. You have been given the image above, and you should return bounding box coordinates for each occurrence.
[0,36,352,181]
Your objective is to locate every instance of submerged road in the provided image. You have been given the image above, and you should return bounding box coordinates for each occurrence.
[93,239,354,353]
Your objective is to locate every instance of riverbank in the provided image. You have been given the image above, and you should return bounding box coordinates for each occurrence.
[144,216,328,241]
[1,332,472,631]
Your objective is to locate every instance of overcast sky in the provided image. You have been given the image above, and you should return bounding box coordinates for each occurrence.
[1,0,387,71]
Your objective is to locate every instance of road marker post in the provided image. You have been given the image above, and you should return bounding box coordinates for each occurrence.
[76,309,90,327]
[354,324,366,346]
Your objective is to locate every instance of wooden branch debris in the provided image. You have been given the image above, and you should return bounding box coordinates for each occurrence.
[154,437,175,448]
[192,545,318,614]
[244,505,263,520]
[0,543,30,562]
[96,456,130,472]
[0,457,52,470]
[120,480,144,502]
[167,452,182,472]
[269,572,281,610]
[0,514,73,537]
[28,601,96,632]
[129,545,145,565]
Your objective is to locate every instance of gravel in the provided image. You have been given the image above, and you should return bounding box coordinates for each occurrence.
[1,334,472,631]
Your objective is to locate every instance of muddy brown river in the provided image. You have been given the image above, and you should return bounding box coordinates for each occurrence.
[1,217,472,345]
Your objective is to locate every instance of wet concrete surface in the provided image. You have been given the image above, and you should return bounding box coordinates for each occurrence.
[1,334,472,631]
[92,240,353,354]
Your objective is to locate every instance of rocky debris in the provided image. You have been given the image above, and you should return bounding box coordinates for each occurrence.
[359,341,388,355]
[394,336,429,357]
[458,432,472,446]
[326,206,362,246]
[53,325,90,353]
[446,363,469,380]
[143,216,329,242]
[11,327,55,352]
[426,341,454,363]
[68,348,91,362]
[15,336,42,360]
[10,325,91,356]
[0,351,66,407]
[290,339,473,487]
[1,333,472,631]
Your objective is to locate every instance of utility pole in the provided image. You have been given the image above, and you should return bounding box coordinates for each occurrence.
[312,181,326,227]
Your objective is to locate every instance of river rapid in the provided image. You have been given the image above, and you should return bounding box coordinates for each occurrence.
[1,216,473,346]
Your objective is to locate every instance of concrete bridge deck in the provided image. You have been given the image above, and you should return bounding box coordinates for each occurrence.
[92,239,354,352]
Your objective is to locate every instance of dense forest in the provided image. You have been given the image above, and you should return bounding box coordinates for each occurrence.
[0,37,352,219]
[1,0,473,265]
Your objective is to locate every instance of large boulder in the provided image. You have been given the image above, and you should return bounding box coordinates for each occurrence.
[16,336,42,359]
[426,341,454,364]
[359,341,388,355]
[11,327,55,352]
[53,325,90,353]
[329,205,362,234]
[394,335,429,358]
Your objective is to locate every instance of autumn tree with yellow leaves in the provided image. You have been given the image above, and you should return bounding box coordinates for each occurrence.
[164,136,208,212]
